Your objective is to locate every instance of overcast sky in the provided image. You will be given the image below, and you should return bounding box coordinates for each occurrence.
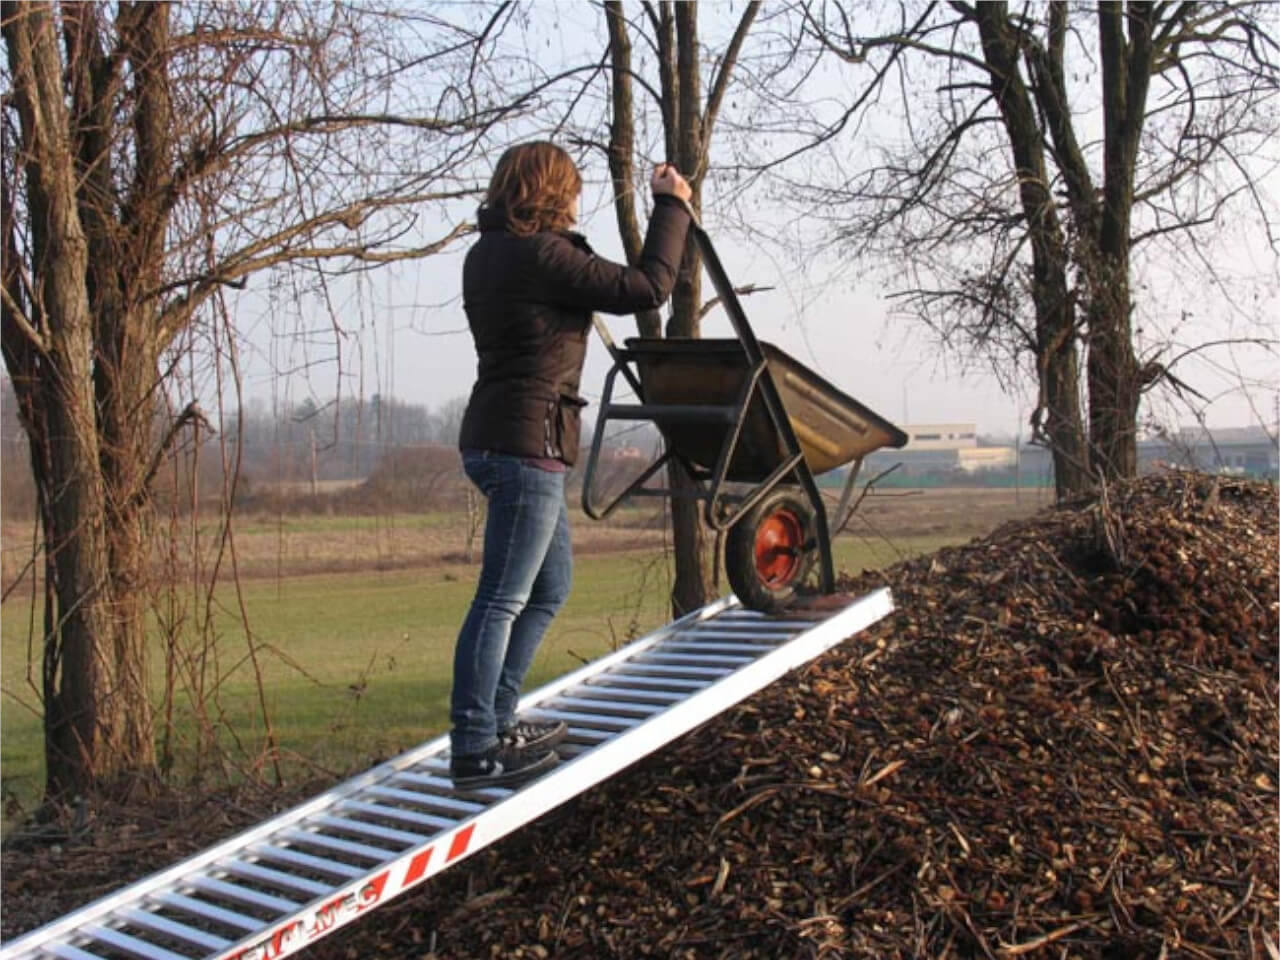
[231,172,1278,442]
[226,3,1279,442]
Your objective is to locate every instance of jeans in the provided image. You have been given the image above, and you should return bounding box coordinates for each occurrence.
[450,450,572,757]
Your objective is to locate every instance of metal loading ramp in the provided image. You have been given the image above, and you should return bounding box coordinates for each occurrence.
[1,589,894,960]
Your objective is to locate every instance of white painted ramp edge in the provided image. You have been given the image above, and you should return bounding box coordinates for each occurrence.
[1,588,893,960]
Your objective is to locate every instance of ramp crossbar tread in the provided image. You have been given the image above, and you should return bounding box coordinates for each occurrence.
[1,589,892,960]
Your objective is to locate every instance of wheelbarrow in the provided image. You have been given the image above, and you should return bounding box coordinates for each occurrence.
[582,214,907,612]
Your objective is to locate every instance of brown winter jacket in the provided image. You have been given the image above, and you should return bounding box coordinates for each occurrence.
[458,193,691,465]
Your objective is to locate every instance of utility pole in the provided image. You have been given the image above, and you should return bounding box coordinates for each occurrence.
[309,427,318,497]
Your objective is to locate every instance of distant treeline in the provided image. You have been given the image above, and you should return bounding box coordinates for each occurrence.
[2,380,1057,522]
[1,380,473,520]
[224,392,470,482]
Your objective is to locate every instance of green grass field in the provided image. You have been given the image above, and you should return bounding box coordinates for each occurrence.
[226,511,463,537]
[1,532,957,823]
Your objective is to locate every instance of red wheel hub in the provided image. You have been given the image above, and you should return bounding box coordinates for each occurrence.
[754,508,804,586]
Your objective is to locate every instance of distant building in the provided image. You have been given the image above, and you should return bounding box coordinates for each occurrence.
[864,423,1015,476]
[1014,443,1055,485]
[903,423,979,450]
[1017,425,1278,482]
[1140,425,1277,478]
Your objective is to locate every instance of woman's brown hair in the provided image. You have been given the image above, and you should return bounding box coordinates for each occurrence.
[484,142,582,236]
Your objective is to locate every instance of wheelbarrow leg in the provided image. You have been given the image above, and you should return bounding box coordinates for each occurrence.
[797,468,835,594]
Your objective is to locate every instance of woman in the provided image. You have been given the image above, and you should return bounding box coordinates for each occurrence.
[450,142,692,788]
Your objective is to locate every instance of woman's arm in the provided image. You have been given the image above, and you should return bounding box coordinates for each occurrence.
[533,198,689,315]
[534,165,694,316]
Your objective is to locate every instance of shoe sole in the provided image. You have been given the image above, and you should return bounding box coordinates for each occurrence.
[450,750,559,790]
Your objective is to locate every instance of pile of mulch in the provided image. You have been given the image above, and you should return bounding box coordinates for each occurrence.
[4,473,1276,958]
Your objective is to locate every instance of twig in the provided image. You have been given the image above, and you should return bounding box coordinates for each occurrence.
[834,462,903,536]
[134,402,214,510]
[712,780,838,833]
[1093,468,1126,568]
[1034,540,1087,594]
[710,857,731,898]
[1102,663,1155,770]
[1216,875,1254,927]
[996,919,1094,956]
[860,758,906,787]
[832,861,907,910]
[698,283,775,319]
[947,901,998,960]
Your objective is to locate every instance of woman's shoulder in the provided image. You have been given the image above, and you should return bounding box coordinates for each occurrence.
[466,227,595,287]
[527,229,593,266]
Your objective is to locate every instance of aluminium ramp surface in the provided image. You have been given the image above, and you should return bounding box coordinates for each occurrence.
[1,588,894,960]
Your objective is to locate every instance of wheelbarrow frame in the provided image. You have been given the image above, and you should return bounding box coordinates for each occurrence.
[581,219,883,597]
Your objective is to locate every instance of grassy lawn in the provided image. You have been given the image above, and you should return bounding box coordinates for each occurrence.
[226,511,463,537]
[1,532,957,822]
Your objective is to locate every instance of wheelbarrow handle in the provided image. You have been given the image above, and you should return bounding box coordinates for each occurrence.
[675,204,768,364]
[674,197,703,230]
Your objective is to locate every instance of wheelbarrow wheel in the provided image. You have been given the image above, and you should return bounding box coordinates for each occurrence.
[725,488,816,613]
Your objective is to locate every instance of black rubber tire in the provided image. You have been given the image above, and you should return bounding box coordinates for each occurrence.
[725,487,817,613]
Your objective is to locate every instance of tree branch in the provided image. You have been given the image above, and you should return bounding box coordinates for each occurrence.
[699,283,774,319]
[702,1,760,148]
[0,283,49,356]
[154,218,475,347]
[131,401,213,512]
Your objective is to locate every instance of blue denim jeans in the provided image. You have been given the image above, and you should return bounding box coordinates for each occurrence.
[450,450,572,757]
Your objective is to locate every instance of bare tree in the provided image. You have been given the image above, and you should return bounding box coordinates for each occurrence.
[758,1,1279,498]
[599,0,762,616]
[1,0,500,799]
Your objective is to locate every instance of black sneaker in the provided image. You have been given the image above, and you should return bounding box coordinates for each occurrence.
[449,743,558,789]
[499,719,568,754]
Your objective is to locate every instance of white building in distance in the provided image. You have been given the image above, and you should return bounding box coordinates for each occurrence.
[864,423,1015,475]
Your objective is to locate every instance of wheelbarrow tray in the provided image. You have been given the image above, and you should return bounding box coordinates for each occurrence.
[624,336,907,481]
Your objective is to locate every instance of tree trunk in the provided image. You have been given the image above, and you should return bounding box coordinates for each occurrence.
[1084,272,1140,481]
[92,351,160,791]
[1039,315,1092,501]
[1086,2,1152,483]
[41,376,131,799]
[90,0,174,783]
[974,4,1091,500]
[604,1,712,616]
[665,1,710,616]
[604,1,661,338]
[5,0,159,799]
